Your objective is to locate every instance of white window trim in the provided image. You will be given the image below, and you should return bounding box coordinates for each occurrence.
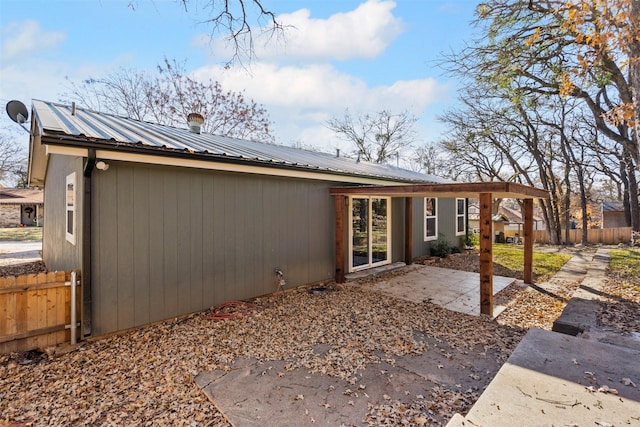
[348,196,392,272]
[66,172,76,245]
[456,198,466,236]
[424,197,438,242]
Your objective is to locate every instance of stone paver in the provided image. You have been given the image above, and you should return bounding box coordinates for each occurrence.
[359,265,516,317]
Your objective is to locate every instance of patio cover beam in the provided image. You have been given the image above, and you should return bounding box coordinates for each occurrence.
[329,181,549,199]
[479,193,494,316]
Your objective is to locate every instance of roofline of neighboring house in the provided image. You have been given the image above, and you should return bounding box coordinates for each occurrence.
[34,134,433,188]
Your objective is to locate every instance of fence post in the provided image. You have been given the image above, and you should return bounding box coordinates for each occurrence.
[70,271,77,345]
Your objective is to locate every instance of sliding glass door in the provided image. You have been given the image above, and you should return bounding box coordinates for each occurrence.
[350,196,390,271]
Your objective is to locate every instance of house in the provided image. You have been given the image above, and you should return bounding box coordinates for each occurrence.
[0,188,44,227]
[27,100,547,336]
[602,201,627,228]
[469,201,546,242]
[498,204,546,235]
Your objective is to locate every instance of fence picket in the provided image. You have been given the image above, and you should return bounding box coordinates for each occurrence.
[0,270,80,354]
[532,227,632,245]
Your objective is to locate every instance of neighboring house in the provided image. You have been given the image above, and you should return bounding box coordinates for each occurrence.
[468,201,545,242]
[27,100,468,337]
[468,203,509,236]
[602,201,627,228]
[498,205,546,234]
[0,188,44,227]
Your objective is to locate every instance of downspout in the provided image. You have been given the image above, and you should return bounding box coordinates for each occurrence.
[465,198,470,244]
[82,148,96,336]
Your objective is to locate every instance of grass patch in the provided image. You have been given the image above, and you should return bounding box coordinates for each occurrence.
[493,244,572,281]
[609,248,640,282]
[0,227,43,241]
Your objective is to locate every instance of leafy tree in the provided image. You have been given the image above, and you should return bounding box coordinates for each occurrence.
[325,109,417,164]
[546,0,639,162]
[441,0,639,232]
[64,58,274,143]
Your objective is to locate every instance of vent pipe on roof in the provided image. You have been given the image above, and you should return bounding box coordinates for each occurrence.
[336,148,340,158]
[187,113,205,134]
[71,102,76,116]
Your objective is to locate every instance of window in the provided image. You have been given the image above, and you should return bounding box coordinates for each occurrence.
[350,196,391,271]
[66,172,76,245]
[424,197,437,241]
[456,198,466,236]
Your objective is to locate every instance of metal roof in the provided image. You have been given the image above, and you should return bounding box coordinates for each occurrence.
[602,201,624,212]
[32,100,448,184]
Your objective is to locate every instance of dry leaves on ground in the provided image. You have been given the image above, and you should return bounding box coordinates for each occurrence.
[5,247,635,426]
[495,279,581,330]
[596,276,640,334]
[0,283,525,426]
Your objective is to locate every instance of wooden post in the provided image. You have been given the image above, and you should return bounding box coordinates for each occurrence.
[405,197,413,265]
[523,198,534,284]
[335,196,346,284]
[479,193,493,317]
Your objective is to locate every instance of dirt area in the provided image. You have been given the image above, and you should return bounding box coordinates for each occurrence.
[0,260,46,277]
[0,247,635,426]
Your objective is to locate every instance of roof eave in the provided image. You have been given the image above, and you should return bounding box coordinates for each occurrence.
[39,135,435,185]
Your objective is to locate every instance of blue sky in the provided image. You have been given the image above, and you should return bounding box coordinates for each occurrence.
[0,0,480,164]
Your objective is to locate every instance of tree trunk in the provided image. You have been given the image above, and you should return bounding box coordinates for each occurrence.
[578,168,589,244]
[630,0,640,164]
[626,151,640,232]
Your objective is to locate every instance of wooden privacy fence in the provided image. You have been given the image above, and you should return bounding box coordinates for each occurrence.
[533,227,632,245]
[0,270,81,354]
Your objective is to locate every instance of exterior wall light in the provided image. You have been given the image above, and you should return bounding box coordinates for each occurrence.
[95,161,109,171]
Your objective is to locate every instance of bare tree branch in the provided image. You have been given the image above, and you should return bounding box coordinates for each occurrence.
[325,109,417,164]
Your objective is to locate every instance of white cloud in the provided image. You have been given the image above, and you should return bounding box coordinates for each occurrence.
[1,20,66,62]
[192,61,449,149]
[194,0,404,62]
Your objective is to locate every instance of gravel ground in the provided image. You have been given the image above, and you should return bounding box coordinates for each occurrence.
[1,246,636,426]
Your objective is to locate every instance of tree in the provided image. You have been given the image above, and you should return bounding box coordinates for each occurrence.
[442,0,639,231]
[178,0,283,65]
[0,131,26,186]
[411,142,451,176]
[547,0,639,163]
[325,109,417,164]
[64,58,274,143]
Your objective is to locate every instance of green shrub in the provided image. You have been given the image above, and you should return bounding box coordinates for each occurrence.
[465,232,479,248]
[430,234,453,258]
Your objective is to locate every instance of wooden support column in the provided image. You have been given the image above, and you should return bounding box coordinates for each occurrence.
[405,197,413,265]
[335,195,346,284]
[479,192,493,317]
[523,198,534,284]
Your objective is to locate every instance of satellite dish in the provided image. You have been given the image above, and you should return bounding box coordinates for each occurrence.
[6,100,29,124]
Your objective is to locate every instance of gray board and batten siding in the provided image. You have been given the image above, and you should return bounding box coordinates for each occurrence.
[31,100,456,336]
[47,159,336,336]
[42,154,84,271]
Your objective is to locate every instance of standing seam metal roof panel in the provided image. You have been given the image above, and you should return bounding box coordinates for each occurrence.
[33,100,450,184]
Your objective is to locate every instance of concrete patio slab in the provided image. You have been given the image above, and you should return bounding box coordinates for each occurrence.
[196,342,505,427]
[358,265,517,317]
[448,328,640,427]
